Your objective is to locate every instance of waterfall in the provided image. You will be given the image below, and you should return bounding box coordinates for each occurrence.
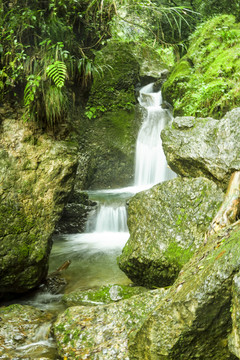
[95,205,128,232]
[134,83,174,188]
[49,81,175,293]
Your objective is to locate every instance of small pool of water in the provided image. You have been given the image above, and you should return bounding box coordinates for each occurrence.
[49,231,131,293]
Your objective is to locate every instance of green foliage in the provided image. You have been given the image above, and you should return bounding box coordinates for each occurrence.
[162,15,240,119]
[2,0,238,130]
[46,61,68,88]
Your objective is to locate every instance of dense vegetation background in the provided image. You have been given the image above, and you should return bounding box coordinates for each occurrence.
[0,0,239,128]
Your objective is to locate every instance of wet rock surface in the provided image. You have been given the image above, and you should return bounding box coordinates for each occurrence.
[55,191,97,234]
[162,108,240,188]
[62,284,148,307]
[0,108,78,296]
[118,176,224,287]
[129,224,240,359]
[0,303,58,359]
[54,288,167,359]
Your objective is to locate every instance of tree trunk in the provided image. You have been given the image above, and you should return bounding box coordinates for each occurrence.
[205,171,240,242]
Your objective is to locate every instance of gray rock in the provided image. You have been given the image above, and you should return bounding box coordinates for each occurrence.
[162,108,240,187]
[54,288,167,359]
[118,176,224,287]
[129,225,240,359]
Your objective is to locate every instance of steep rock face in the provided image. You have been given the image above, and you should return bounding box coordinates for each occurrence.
[162,15,240,119]
[83,41,141,189]
[118,177,224,288]
[0,108,78,296]
[82,41,171,189]
[161,108,240,187]
[54,225,240,360]
[129,225,240,360]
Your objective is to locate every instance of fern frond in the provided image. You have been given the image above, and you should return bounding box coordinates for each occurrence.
[46,60,68,88]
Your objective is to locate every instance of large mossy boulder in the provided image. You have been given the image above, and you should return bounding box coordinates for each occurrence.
[118,177,224,288]
[129,224,240,360]
[54,288,167,359]
[84,41,141,189]
[54,224,240,359]
[162,15,240,119]
[161,108,240,188]
[0,108,78,296]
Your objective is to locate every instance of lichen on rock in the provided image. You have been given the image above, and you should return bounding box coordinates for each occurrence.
[162,108,240,187]
[54,288,167,359]
[62,284,148,307]
[118,176,224,288]
[128,224,240,359]
[0,108,78,296]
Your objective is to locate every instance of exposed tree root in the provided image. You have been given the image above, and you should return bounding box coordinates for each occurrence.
[205,171,240,243]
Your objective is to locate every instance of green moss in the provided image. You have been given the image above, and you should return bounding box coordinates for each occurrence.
[63,284,147,306]
[163,15,240,119]
[164,242,194,269]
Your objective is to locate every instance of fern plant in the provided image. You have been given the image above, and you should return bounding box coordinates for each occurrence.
[46,60,68,88]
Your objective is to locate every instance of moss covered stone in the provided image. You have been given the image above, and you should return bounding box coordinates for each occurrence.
[54,288,167,359]
[228,272,240,358]
[118,177,224,288]
[162,15,240,119]
[129,224,240,359]
[62,284,148,307]
[0,304,57,359]
[82,41,141,188]
[0,110,78,296]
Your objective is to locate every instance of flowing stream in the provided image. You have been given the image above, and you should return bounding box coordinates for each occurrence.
[9,82,175,358]
[49,83,175,293]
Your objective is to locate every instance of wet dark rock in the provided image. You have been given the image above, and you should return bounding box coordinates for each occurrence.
[162,107,240,188]
[153,69,170,91]
[118,176,224,288]
[55,191,97,234]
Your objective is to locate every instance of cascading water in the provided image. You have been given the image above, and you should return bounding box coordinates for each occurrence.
[134,83,175,188]
[94,205,128,233]
[48,82,175,293]
[9,81,175,359]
